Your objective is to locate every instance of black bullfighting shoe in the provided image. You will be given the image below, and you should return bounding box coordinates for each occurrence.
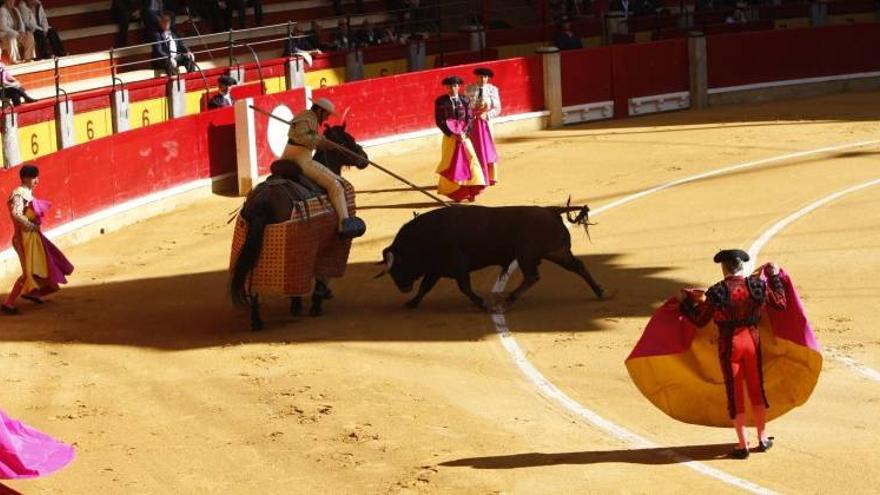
[729,447,750,459]
[339,216,367,240]
[1,304,21,315]
[757,437,774,452]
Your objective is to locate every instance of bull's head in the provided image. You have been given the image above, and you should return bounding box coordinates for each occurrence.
[374,247,416,293]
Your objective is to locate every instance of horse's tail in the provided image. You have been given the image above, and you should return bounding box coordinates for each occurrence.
[230,198,273,308]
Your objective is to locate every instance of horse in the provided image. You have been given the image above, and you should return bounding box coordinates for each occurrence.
[230,124,369,330]
[314,123,369,176]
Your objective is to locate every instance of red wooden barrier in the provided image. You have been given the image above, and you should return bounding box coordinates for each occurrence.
[560,47,613,107]
[707,23,880,89]
[311,55,544,141]
[611,38,689,116]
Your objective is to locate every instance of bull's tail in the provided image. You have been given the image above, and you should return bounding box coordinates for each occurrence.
[548,196,594,240]
[230,199,273,308]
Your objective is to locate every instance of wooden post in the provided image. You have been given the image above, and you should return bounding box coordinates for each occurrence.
[536,46,563,128]
[688,31,708,110]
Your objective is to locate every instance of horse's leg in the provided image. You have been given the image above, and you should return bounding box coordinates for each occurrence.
[309,279,332,317]
[290,297,303,316]
[250,294,264,331]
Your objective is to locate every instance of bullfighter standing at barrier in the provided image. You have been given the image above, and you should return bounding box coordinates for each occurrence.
[2,164,74,315]
[281,97,366,239]
[434,75,487,203]
[465,67,501,186]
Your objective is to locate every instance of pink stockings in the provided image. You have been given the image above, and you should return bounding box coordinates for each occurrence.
[3,276,24,308]
[733,404,768,449]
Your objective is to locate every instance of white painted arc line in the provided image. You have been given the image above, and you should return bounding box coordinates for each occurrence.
[747,178,880,383]
[481,139,880,493]
[591,139,880,216]
[492,314,777,495]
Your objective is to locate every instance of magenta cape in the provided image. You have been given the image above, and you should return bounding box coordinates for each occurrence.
[625,269,823,427]
[0,409,75,479]
[31,199,74,286]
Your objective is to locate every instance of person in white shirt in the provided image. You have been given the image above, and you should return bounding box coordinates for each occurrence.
[152,11,196,75]
[23,0,64,59]
[0,0,35,63]
[465,67,501,186]
[207,74,236,109]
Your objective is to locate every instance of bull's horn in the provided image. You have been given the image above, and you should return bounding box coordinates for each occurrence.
[383,251,395,271]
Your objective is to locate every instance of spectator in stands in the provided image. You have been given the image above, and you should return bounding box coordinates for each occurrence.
[188,0,227,32]
[332,0,342,16]
[248,0,262,27]
[0,0,35,63]
[554,20,583,50]
[379,23,399,44]
[111,0,138,48]
[306,20,329,51]
[141,0,163,42]
[354,19,378,47]
[284,22,322,55]
[726,2,748,23]
[227,0,261,29]
[21,0,65,59]
[207,74,236,109]
[153,11,196,75]
[0,60,36,104]
[332,18,350,50]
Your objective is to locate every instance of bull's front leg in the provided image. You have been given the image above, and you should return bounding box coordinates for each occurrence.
[405,274,439,309]
[455,273,485,310]
[506,260,541,304]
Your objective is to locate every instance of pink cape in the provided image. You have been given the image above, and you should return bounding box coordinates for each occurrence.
[437,119,486,202]
[0,409,75,479]
[468,118,498,183]
[31,199,74,286]
[625,269,823,427]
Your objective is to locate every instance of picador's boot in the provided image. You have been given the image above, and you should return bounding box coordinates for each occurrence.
[339,216,367,240]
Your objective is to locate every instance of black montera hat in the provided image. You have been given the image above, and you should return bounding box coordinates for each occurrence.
[218,75,238,86]
[19,164,39,179]
[473,67,494,77]
[713,249,750,264]
[442,75,463,86]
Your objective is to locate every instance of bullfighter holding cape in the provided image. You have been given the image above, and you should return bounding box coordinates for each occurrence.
[434,75,488,202]
[626,249,822,459]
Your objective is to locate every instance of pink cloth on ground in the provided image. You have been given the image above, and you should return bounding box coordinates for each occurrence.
[0,409,75,479]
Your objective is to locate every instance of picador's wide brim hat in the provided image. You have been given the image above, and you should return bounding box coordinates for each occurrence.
[713,249,750,264]
[312,97,338,115]
[442,75,463,85]
[473,67,494,77]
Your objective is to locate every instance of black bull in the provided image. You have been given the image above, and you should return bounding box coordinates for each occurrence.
[376,204,609,309]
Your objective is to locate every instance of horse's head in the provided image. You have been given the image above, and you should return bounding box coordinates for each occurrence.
[322,123,369,173]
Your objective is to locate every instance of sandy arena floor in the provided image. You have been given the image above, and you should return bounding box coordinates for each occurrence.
[2,90,880,494]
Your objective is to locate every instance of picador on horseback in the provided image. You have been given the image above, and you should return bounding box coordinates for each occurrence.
[229,98,369,330]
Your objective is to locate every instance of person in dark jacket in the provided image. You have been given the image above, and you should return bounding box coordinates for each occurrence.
[554,20,583,50]
[152,11,196,75]
[207,75,236,109]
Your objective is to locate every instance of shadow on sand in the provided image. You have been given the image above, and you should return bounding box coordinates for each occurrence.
[0,253,690,350]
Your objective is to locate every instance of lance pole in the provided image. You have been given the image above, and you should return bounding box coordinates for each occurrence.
[251,105,450,207]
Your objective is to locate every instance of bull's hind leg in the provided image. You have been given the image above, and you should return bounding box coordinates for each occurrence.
[506,259,541,304]
[543,249,606,299]
[251,294,264,331]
